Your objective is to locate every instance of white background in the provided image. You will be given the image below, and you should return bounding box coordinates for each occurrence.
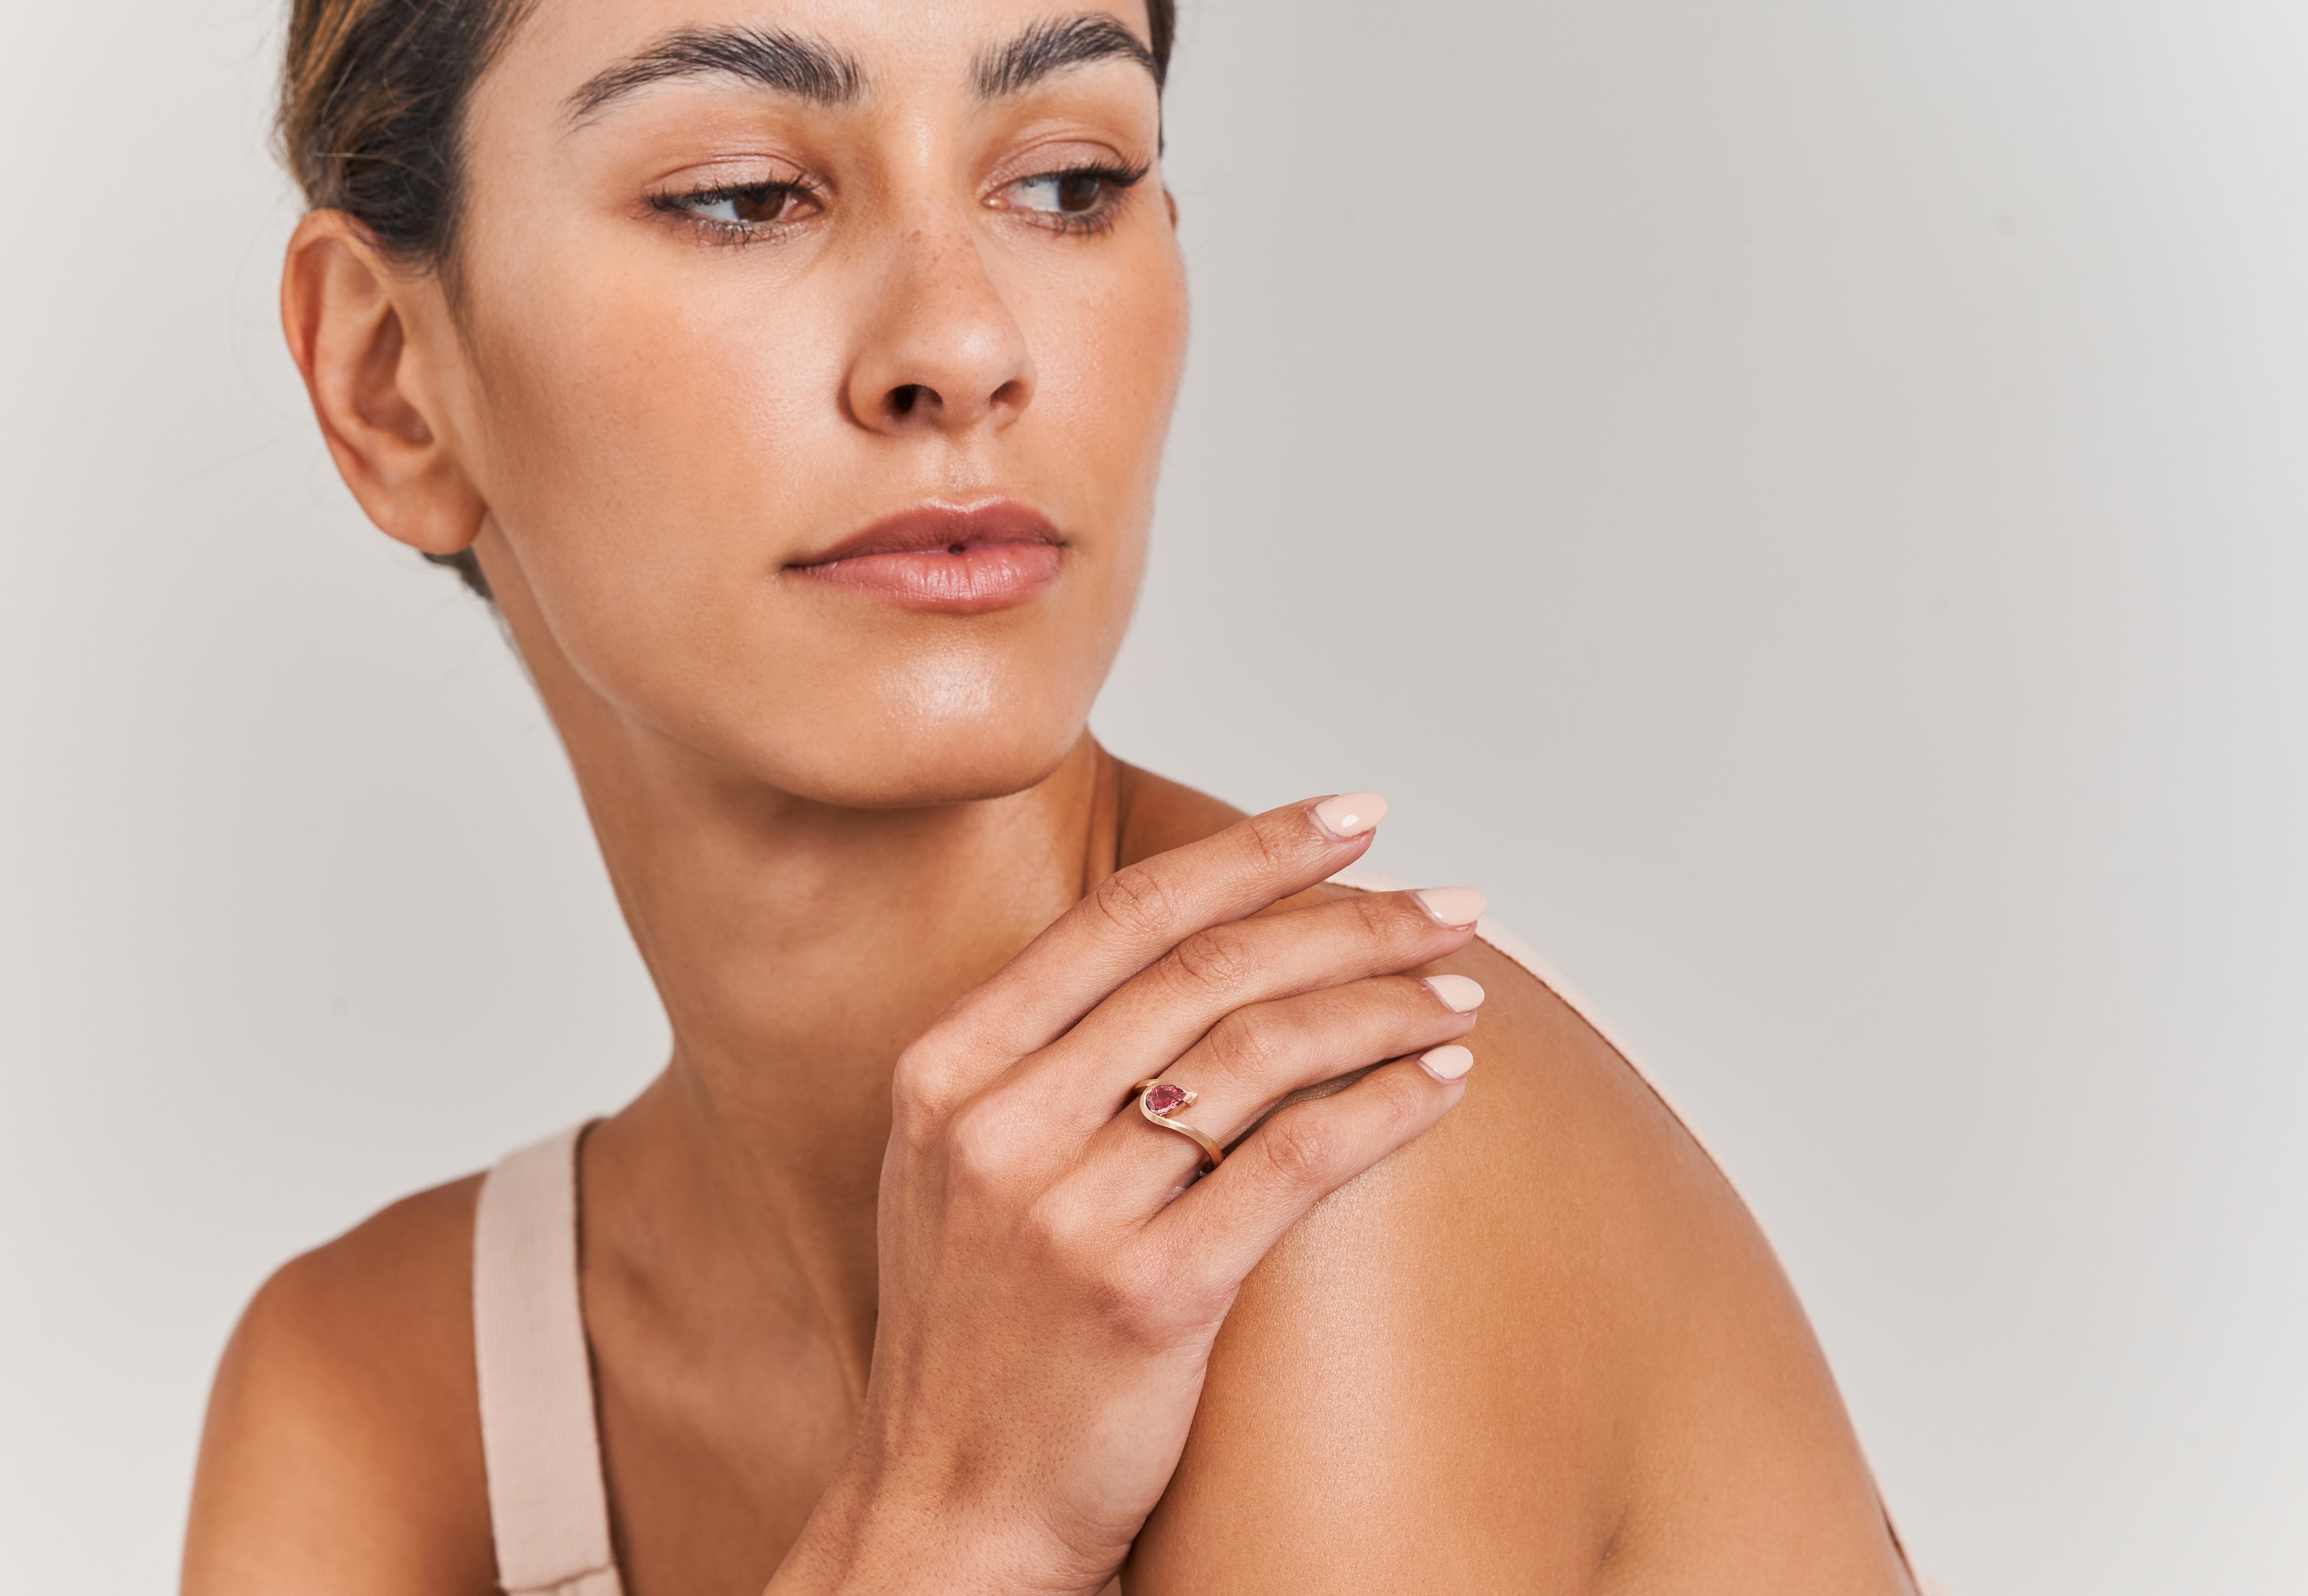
[4,1,2304,1591]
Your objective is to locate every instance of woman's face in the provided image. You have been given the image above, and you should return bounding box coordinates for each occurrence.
[435,0,1183,806]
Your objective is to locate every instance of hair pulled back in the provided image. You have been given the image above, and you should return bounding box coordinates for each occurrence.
[276,0,1178,600]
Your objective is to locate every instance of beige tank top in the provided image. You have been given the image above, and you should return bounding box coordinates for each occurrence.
[469,870,1941,1594]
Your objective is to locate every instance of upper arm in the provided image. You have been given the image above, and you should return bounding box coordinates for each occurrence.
[1124,936,1915,1594]
[181,1177,496,1596]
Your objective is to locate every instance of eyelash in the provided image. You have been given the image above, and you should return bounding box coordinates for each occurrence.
[647,177,824,247]
[646,160,1151,247]
[1010,160,1151,237]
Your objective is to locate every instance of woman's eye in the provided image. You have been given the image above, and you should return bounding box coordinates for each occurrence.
[675,183,804,226]
[1009,170,1114,216]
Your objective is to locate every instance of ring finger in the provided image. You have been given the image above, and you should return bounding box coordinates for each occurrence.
[1017,886,1488,1139]
[1079,970,1485,1202]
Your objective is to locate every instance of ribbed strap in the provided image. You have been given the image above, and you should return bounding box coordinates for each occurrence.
[473,1126,625,1596]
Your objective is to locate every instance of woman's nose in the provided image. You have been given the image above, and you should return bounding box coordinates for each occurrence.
[845,227,1037,436]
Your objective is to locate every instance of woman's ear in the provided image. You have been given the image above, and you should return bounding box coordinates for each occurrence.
[280,212,484,557]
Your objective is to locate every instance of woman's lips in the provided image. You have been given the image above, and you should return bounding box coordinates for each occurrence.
[798,542,1064,611]
[787,501,1065,614]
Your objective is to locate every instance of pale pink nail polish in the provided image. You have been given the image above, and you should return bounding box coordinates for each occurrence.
[1413,886,1487,927]
[1423,974,1486,1011]
[1313,792,1387,839]
[1419,1044,1475,1081]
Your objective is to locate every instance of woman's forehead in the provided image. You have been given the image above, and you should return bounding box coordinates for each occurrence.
[496,0,1156,114]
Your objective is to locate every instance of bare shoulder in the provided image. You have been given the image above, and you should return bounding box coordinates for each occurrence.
[182,1174,495,1596]
[1128,911,1918,1594]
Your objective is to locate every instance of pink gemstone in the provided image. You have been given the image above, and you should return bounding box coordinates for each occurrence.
[1144,1083,1188,1115]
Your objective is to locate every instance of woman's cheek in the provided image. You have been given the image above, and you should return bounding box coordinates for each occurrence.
[455,218,1184,802]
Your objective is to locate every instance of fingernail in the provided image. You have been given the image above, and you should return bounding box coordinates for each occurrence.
[1423,974,1486,1011]
[1413,887,1487,927]
[1313,792,1387,839]
[1419,1044,1475,1081]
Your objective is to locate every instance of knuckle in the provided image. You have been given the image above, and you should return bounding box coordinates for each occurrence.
[1021,1186,1098,1263]
[889,1095,941,1154]
[1089,864,1180,944]
[890,1043,964,1131]
[1351,888,1403,947]
[1241,811,1299,879]
[942,1099,1019,1192]
[1087,1248,1175,1339]
[1205,1005,1287,1085]
[1259,1109,1342,1189]
[1367,1068,1432,1135]
[1341,889,1418,967]
[1169,923,1260,1000]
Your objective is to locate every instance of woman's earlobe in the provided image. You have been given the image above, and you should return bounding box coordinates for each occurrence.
[280,212,484,556]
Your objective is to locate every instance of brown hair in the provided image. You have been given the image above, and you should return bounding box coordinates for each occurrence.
[276,0,1178,601]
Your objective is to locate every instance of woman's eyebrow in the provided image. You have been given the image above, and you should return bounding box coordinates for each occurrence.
[565,26,865,123]
[973,13,1162,99]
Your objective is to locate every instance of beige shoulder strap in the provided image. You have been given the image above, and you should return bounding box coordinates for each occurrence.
[472,1125,625,1596]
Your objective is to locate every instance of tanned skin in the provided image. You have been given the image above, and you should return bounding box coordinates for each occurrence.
[183,0,1918,1590]
[187,765,1911,1596]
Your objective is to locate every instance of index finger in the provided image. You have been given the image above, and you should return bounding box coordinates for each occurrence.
[942,794,1387,1060]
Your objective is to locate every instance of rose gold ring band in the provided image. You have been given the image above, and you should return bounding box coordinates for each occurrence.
[1129,1079,1225,1173]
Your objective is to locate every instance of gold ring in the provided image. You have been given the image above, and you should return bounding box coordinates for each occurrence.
[1130,1079,1225,1172]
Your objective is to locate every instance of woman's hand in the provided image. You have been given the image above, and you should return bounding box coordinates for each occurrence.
[766,796,1488,1596]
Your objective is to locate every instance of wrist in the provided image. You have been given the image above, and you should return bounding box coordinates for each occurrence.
[766,1456,1110,1596]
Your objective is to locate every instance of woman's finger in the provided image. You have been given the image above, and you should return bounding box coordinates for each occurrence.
[1076,972,1484,1201]
[1144,1051,1474,1293]
[1015,886,1485,1133]
[929,795,1389,1066]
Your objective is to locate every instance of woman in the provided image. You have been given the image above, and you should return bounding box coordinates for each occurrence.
[183,0,1929,1591]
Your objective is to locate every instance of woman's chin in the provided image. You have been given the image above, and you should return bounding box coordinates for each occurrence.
[726,720,1091,813]
[714,636,1116,811]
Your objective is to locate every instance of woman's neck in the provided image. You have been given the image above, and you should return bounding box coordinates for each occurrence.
[490,565,1239,1383]
[581,726,1122,1354]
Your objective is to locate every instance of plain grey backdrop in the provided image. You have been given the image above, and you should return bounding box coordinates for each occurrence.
[4,0,2304,1590]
